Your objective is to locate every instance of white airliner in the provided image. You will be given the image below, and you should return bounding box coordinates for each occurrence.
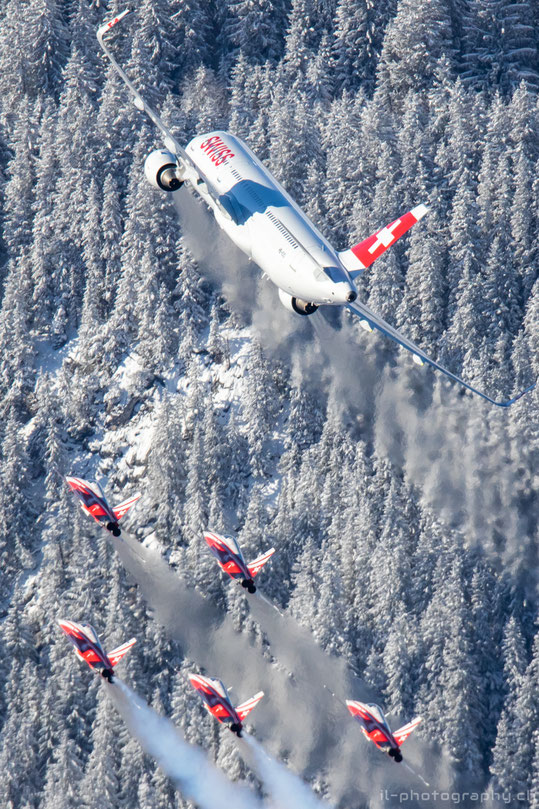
[98,11,535,408]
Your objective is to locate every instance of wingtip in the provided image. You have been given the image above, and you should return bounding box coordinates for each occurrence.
[501,379,537,407]
[411,203,429,221]
[97,8,131,38]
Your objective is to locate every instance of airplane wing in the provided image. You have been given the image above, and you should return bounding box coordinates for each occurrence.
[347,299,536,407]
[211,702,234,720]
[97,12,231,219]
[338,205,429,278]
[97,12,192,172]
[235,691,264,721]
[77,648,103,665]
[393,717,422,746]
[247,548,275,578]
[65,475,86,492]
[107,638,137,666]
[113,493,141,521]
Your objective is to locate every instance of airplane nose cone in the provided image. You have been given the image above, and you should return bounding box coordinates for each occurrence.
[346,290,357,303]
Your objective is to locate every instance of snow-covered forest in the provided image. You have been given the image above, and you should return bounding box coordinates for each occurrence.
[0,0,537,807]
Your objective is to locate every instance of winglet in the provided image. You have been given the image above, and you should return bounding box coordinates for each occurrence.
[97,9,130,40]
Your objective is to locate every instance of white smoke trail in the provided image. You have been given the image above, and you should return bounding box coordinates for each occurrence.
[112,533,454,807]
[240,734,332,809]
[106,677,263,809]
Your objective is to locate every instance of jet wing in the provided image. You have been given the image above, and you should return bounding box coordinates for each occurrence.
[66,477,116,521]
[347,299,536,407]
[369,727,393,745]
[211,702,235,720]
[77,648,104,666]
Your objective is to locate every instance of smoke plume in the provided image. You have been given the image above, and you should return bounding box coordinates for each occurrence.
[107,677,263,809]
[241,733,333,809]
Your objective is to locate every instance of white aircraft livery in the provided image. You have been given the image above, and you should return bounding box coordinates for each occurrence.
[98,11,536,408]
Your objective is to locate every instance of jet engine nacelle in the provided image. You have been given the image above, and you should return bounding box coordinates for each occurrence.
[278,288,318,316]
[144,149,184,192]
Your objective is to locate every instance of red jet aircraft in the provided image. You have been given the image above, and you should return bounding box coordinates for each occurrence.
[58,619,136,682]
[203,531,275,593]
[346,701,421,763]
[66,476,140,536]
[189,673,264,737]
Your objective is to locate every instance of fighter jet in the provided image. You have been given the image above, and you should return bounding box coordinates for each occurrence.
[66,476,140,537]
[189,673,264,737]
[346,700,421,763]
[58,619,136,682]
[203,531,275,593]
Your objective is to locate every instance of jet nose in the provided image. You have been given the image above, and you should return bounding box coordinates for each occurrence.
[346,290,357,303]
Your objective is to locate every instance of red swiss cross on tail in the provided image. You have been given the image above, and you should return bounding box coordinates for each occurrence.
[338,204,428,277]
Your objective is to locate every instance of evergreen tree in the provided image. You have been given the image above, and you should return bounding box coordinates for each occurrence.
[376,0,454,103]
[225,0,288,64]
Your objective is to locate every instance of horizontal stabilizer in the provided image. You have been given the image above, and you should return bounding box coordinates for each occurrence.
[108,638,137,666]
[236,691,264,721]
[339,204,428,278]
[393,717,421,746]
[247,548,275,578]
[113,493,141,521]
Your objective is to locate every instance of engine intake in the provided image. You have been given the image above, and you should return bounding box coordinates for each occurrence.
[278,288,318,316]
[144,149,184,192]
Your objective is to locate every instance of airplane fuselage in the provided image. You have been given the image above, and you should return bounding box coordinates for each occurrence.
[189,674,242,728]
[184,131,357,307]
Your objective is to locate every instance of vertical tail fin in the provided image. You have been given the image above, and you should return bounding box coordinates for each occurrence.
[247,548,275,578]
[338,204,428,278]
[235,691,264,721]
[393,717,421,746]
[107,638,137,667]
[112,493,141,521]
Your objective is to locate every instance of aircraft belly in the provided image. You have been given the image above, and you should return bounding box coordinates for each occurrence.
[214,208,252,257]
[187,131,346,303]
[248,212,325,300]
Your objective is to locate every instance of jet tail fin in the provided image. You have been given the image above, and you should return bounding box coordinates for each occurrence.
[236,691,264,721]
[393,717,422,746]
[107,638,137,667]
[113,493,141,521]
[247,548,275,578]
[338,204,428,278]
